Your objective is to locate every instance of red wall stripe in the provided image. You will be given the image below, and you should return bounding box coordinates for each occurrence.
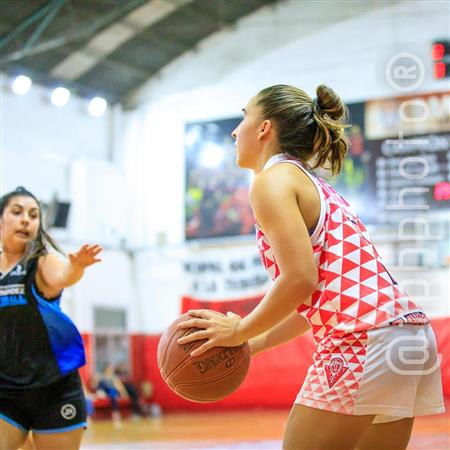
[79,333,92,385]
[81,317,450,410]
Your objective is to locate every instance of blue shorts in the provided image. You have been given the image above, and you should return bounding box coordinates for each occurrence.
[0,371,87,433]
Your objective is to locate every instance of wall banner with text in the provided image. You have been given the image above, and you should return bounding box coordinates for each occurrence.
[182,244,270,299]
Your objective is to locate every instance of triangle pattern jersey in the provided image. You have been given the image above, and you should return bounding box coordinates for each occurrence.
[255,153,429,344]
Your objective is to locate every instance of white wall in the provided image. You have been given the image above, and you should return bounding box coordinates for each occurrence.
[62,250,134,330]
[0,74,112,199]
[0,74,136,332]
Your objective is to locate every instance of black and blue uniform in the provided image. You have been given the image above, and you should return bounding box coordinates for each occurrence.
[0,257,87,433]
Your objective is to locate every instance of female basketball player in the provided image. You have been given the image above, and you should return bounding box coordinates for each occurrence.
[0,187,102,450]
[177,85,445,450]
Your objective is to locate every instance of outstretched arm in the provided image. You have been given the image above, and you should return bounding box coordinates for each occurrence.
[36,244,102,298]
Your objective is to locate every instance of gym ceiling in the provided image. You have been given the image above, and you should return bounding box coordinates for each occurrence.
[0,0,280,105]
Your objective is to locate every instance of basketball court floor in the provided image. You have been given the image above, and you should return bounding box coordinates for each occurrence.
[81,406,450,450]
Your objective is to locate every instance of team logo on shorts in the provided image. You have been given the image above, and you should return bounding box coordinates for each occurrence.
[60,404,77,420]
[325,356,348,388]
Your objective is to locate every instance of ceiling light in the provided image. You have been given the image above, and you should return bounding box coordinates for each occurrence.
[88,97,107,117]
[12,75,32,95]
[50,87,70,106]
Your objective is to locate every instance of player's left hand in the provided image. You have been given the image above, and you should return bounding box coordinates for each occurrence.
[69,244,102,269]
[177,309,242,357]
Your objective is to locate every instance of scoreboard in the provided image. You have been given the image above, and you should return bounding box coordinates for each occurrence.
[365,91,450,223]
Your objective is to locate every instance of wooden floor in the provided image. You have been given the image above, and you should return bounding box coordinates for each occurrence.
[81,408,450,450]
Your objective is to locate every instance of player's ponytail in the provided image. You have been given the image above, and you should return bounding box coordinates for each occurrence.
[310,84,350,175]
[255,84,350,175]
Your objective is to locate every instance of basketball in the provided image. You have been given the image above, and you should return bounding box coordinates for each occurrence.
[157,312,251,403]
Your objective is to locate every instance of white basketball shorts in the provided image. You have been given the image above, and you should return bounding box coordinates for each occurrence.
[295,324,445,423]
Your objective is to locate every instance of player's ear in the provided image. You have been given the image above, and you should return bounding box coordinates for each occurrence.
[257,119,272,140]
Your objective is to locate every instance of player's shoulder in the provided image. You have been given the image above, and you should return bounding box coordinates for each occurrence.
[266,159,312,182]
[38,252,61,263]
[251,165,286,196]
[37,252,64,272]
[250,166,299,211]
[252,160,310,193]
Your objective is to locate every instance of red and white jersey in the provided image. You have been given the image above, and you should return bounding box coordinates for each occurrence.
[256,153,429,344]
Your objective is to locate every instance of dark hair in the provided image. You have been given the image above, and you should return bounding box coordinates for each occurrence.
[0,186,63,264]
[255,84,350,175]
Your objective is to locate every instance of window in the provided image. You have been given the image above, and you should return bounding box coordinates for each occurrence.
[93,307,129,374]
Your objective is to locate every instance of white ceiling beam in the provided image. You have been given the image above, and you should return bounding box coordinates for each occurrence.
[51,0,192,81]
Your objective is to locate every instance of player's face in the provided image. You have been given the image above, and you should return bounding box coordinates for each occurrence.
[0,196,40,251]
[231,99,264,169]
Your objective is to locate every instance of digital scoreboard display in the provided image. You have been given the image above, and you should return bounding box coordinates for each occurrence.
[365,91,450,222]
[367,133,450,219]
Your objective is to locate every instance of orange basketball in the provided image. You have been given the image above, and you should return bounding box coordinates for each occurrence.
[157,312,251,403]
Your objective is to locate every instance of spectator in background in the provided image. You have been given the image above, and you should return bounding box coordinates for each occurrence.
[94,363,128,428]
[114,363,145,419]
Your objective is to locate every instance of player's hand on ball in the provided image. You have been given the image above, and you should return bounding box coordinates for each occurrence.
[177,309,242,357]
